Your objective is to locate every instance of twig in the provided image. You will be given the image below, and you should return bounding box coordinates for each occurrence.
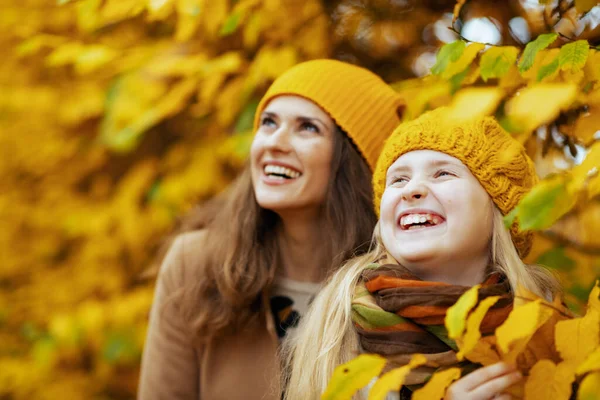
[540,229,600,255]
[447,26,499,47]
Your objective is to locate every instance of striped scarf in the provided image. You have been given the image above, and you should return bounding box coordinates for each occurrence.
[351,262,513,387]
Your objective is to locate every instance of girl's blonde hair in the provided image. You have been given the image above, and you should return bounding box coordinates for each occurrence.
[283,207,560,400]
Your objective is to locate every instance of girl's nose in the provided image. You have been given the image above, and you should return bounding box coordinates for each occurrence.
[401,180,429,201]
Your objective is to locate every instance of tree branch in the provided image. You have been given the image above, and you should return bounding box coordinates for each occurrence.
[539,229,600,255]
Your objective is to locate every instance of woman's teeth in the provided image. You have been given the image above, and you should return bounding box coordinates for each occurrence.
[400,213,443,230]
[264,165,301,179]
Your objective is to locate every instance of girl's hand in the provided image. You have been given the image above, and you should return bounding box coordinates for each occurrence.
[444,362,523,400]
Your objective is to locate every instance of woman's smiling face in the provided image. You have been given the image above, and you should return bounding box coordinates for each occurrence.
[379,150,494,281]
[250,95,336,216]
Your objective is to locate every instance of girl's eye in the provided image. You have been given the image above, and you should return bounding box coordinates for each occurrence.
[300,122,320,133]
[389,176,408,186]
[260,116,277,127]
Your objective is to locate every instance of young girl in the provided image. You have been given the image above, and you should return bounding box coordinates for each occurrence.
[137,59,405,400]
[284,108,560,400]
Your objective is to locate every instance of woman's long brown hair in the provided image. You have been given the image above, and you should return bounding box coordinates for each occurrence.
[170,129,377,341]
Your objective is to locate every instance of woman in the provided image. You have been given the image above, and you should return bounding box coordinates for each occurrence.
[137,59,405,400]
[284,108,561,400]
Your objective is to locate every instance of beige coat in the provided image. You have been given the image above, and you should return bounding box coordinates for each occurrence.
[138,232,281,400]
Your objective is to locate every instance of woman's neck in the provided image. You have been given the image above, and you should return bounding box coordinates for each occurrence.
[277,211,329,283]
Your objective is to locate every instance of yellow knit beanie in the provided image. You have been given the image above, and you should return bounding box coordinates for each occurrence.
[253,59,405,171]
[372,108,538,257]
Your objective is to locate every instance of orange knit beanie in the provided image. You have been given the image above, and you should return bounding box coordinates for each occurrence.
[253,59,405,171]
[372,108,538,257]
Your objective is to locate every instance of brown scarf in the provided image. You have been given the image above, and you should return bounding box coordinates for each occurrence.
[351,263,513,386]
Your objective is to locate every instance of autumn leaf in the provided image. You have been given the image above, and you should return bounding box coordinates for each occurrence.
[442,43,485,79]
[575,0,600,13]
[452,0,467,23]
[577,348,600,376]
[480,46,520,81]
[412,368,461,400]
[578,371,600,400]
[518,33,558,73]
[220,11,242,36]
[464,336,502,366]
[537,54,560,81]
[504,83,578,133]
[496,299,554,363]
[367,354,427,400]
[524,360,576,400]
[505,175,577,231]
[559,40,590,74]
[431,41,466,76]
[446,285,480,340]
[570,142,600,199]
[321,354,386,400]
[555,310,599,365]
[457,296,501,360]
[446,87,504,122]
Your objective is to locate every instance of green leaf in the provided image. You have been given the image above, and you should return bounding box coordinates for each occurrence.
[518,33,558,73]
[431,41,466,75]
[537,55,560,81]
[480,46,519,81]
[234,99,259,133]
[322,354,387,400]
[446,285,480,340]
[508,175,576,231]
[219,11,242,36]
[559,40,590,73]
[536,247,576,271]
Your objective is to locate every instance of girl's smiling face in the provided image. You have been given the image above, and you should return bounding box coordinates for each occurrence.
[379,150,494,284]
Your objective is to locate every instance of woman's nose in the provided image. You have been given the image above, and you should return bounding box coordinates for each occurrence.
[265,125,292,153]
[401,180,429,201]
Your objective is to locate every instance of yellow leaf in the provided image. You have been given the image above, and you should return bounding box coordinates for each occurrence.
[524,360,575,400]
[412,367,461,400]
[583,49,600,82]
[496,299,554,363]
[578,371,600,400]
[321,354,387,400]
[175,0,205,41]
[446,87,504,123]
[588,282,600,314]
[504,83,578,133]
[442,43,485,79]
[521,48,560,82]
[446,285,480,340]
[577,348,600,376]
[555,307,600,365]
[568,106,600,146]
[575,0,599,13]
[464,336,502,366]
[570,142,600,199]
[452,0,467,23]
[457,296,501,360]
[368,354,427,400]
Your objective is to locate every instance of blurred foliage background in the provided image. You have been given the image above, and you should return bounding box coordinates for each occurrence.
[1,0,599,398]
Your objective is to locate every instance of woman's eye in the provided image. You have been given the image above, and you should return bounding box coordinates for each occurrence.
[300,122,319,133]
[436,170,453,178]
[260,117,276,127]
